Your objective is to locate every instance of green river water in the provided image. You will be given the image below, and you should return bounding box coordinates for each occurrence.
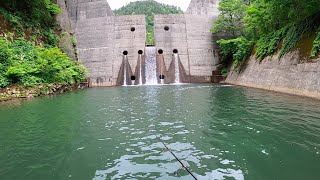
[0,84,320,180]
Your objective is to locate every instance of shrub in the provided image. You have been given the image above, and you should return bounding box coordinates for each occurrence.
[44,29,59,47]
[311,28,320,58]
[70,36,77,47]
[220,68,228,77]
[217,37,253,67]
[37,47,87,84]
[0,37,87,87]
[255,13,320,60]
[255,27,287,60]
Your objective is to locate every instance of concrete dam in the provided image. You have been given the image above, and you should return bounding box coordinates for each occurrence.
[66,0,220,86]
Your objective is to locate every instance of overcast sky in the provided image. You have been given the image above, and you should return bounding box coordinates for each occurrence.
[107,0,192,11]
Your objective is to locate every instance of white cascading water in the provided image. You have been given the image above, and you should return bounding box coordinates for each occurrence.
[174,53,180,84]
[139,54,143,85]
[123,55,127,86]
[144,47,158,85]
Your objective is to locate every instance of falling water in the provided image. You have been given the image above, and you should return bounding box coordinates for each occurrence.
[145,47,158,85]
[139,54,143,85]
[123,55,127,86]
[174,53,180,84]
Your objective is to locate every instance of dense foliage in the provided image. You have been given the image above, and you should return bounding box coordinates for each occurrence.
[0,0,61,48]
[217,37,253,67]
[114,0,183,45]
[255,28,287,61]
[0,38,87,87]
[0,0,88,88]
[0,0,60,29]
[311,29,320,58]
[213,0,320,68]
[211,0,246,37]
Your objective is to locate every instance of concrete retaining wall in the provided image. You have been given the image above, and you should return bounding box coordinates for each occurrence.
[226,51,320,99]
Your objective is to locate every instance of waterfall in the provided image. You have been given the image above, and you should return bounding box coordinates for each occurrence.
[123,55,127,86]
[139,54,143,85]
[145,47,158,85]
[174,53,180,84]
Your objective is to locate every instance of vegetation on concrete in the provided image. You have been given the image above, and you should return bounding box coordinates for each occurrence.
[114,0,183,45]
[0,0,87,90]
[255,27,287,61]
[212,0,320,69]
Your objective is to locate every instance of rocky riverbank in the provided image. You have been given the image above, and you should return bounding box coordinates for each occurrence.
[0,84,86,102]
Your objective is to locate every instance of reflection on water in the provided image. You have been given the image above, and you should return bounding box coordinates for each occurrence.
[0,85,320,180]
[91,85,244,180]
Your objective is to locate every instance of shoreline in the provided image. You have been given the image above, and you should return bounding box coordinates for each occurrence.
[0,84,87,102]
[2,82,319,103]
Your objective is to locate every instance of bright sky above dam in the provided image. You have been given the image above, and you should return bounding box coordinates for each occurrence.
[107,0,192,11]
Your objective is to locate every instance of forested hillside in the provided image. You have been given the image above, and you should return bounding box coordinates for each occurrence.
[0,0,87,88]
[114,0,183,45]
[212,0,320,73]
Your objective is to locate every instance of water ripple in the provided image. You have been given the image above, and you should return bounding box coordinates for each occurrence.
[1,85,320,180]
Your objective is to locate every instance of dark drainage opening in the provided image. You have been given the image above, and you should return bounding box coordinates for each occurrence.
[131,76,136,80]
[164,26,169,31]
[138,50,143,54]
[131,27,135,32]
[123,51,128,55]
[173,49,178,53]
[158,49,163,54]
[159,75,165,79]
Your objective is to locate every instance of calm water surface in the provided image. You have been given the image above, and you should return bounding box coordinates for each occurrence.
[0,85,320,180]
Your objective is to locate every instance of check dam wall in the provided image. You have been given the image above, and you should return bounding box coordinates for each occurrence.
[65,0,220,86]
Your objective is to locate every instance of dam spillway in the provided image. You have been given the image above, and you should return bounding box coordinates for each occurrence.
[66,0,220,86]
[122,55,128,86]
[144,47,158,85]
[173,52,181,84]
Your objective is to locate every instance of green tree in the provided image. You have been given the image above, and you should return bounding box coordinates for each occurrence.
[0,0,60,29]
[211,0,247,37]
[245,0,320,58]
[212,0,320,73]
[217,37,253,67]
[244,2,272,39]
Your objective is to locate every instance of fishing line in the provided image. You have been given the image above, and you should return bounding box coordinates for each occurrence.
[153,118,198,180]
[156,134,198,180]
